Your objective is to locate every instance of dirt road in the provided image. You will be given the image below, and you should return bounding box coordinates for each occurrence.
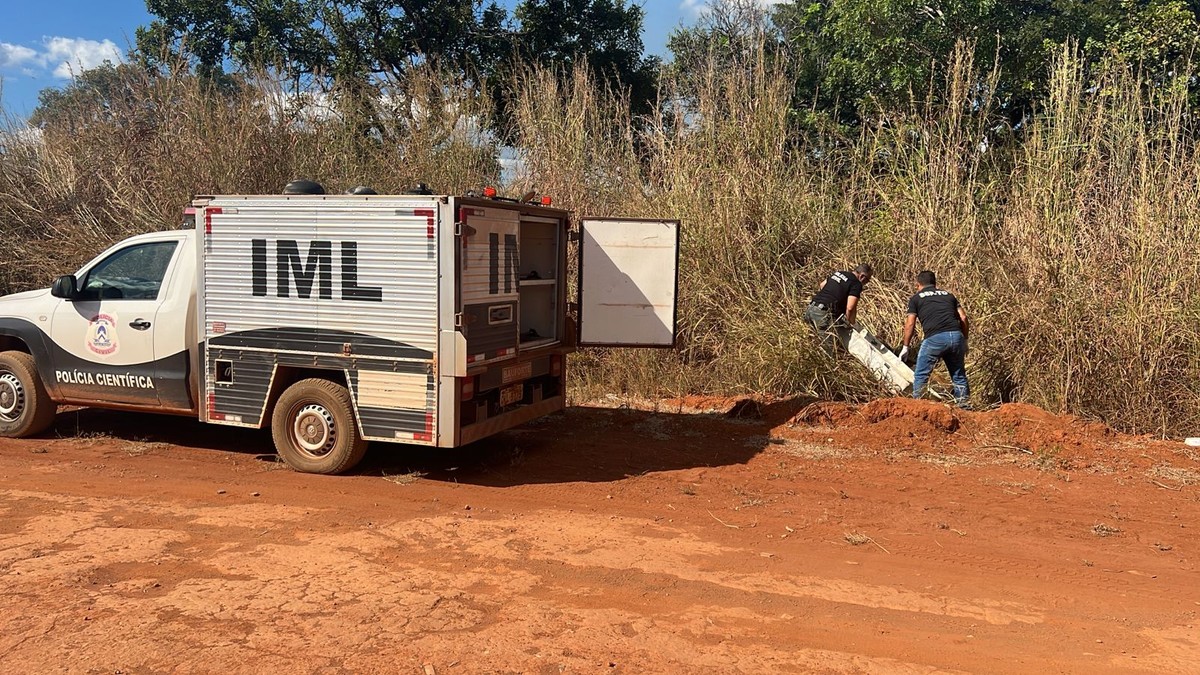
[1,399,1198,673]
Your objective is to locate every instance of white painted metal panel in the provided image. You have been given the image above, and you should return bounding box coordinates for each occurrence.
[578,219,679,347]
[458,204,520,365]
[203,196,439,354]
[357,370,430,409]
[460,206,520,306]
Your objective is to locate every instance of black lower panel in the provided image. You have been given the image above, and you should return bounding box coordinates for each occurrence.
[207,349,275,425]
[0,317,193,409]
[208,348,434,437]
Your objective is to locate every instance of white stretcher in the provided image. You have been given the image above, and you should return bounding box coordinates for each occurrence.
[835,324,915,394]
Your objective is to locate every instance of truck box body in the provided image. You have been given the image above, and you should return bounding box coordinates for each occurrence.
[195,194,675,448]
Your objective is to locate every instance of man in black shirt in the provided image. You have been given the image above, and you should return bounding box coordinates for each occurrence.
[899,270,970,406]
[806,263,873,353]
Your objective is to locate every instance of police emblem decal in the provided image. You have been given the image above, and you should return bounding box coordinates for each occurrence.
[86,314,120,357]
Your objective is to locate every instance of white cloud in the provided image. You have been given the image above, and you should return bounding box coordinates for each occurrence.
[42,37,123,79]
[0,37,123,80]
[0,42,38,69]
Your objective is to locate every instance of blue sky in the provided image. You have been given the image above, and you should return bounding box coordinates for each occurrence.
[0,0,713,118]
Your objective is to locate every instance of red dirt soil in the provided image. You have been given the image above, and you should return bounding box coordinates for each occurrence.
[1,399,1199,673]
[782,398,1145,469]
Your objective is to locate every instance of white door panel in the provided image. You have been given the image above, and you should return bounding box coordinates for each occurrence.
[578,219,679,347]
[460,206,520,305]
[51,301,160,366]
[49,239,182,405]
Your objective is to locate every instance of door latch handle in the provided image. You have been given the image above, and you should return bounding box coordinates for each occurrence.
[129,319,152,330]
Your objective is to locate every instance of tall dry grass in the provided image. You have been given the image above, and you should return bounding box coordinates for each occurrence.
[3,45,1200,435]
[505,45,1200,435]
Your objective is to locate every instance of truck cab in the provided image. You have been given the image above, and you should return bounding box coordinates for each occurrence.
[0,229,200,427]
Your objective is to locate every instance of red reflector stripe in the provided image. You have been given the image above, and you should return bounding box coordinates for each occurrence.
[415,208,435,239]
[414,411,434,442]
[206,392,225,421]
[204,207,222,235]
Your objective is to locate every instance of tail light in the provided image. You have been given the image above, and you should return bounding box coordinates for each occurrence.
[461,377,475,400]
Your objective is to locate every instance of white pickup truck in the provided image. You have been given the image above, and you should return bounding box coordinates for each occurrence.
[0,187,679,473]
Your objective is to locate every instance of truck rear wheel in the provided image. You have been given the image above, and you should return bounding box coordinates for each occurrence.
[271,378,368,474]
[0,351,57,438]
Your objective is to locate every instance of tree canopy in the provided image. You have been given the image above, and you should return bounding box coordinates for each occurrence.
[131,0,657,131]
[803,0,1200,124]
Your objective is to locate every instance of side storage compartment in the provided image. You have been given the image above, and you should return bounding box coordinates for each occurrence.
[447,200,571,447]
[517,215,563,349]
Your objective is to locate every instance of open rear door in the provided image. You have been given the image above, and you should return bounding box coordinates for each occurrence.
[578,218,679,347]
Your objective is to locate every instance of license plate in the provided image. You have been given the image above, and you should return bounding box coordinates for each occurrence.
[500,384,523,407]
[502,362,532,385]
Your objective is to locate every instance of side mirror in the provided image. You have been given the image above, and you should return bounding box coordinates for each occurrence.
[50,275,78,300]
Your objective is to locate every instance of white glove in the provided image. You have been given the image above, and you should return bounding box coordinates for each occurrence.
[898,346,909,361]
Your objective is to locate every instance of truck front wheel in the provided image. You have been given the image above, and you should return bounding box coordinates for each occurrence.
[0,351,57,438]
[271,378,368,474]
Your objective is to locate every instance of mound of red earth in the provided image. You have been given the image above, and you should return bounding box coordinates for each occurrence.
[776,398,1160,470]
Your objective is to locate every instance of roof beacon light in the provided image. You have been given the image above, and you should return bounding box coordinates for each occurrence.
[483,186,497,198]
[541,195,553,206]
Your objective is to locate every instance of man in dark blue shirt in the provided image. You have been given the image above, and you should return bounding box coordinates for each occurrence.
[806,264,873,353]
[899,270,970,406]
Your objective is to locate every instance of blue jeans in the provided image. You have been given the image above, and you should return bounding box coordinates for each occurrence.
[913,331,969,405]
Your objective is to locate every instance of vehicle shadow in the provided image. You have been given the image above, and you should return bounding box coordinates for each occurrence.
[46,398,815,486]
[360,398,815,486]
[49,407,275,456]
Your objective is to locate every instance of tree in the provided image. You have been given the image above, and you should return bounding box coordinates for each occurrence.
[768,0,1200,128]
[135,0,507,85]
[666,0,781,93]
[771,0,1009,126]
[30,63,147,132]
[511,0,659,116]
[134,0,657,139]
[1089,0,1200,72]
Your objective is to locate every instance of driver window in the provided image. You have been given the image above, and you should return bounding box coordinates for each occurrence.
[79,241,179,301]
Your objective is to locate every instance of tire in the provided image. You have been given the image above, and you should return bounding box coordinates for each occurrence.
[271,378,368,474]
[0,351,57,438]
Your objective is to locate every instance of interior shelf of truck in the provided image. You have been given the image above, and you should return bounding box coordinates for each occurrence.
[518,217,562,347]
